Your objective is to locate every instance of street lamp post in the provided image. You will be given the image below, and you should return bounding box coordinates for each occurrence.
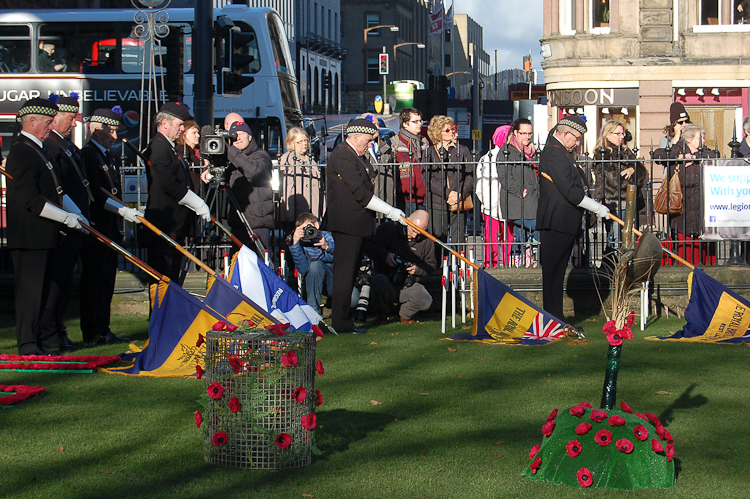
[364,24,398,112]
[392,42,426,61]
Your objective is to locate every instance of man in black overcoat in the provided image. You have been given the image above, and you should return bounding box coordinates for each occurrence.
[6,98,86,355]
[79,107,143,344]
[144,102,210,286]
[536,115,610,323]
[325,119,406,334]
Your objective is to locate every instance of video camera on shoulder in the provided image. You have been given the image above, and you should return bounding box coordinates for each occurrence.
[199,125,237,184]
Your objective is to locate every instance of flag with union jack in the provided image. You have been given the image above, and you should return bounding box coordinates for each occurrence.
[447,270,569,345]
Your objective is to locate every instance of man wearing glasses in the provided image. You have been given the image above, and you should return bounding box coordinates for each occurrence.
[394,107,428,214]
[537,115,610,325]
[326,119,406,334]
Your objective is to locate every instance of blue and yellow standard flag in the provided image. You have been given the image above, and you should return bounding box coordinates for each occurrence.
[104,280,225,377]
[448,270,569,345]
[647,268,750,343]
[204,272,278,330]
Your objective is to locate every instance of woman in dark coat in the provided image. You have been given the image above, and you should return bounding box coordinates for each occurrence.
[665,123,716,266]
[423,115,474,246]
[592,120,648,250]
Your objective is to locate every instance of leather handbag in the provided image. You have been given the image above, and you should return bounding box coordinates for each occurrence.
[450,196,474,212]
[654,169,683,216]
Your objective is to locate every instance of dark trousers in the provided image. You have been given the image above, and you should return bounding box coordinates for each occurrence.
[231,225,270,260]
[11,249,54,354]
[80,234,120,342]
[539,229,577,321]
[39,232,84,346]
[146,228,187,285]
[330,231,364,331]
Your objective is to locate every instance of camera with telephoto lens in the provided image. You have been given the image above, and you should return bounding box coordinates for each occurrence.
[390,257,417,288]
[355,256,372,322]
[300,224,321,245]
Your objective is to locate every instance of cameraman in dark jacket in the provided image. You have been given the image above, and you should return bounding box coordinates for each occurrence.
[226,120,273,255]
[288,212,335,314]
[365,210,436,324]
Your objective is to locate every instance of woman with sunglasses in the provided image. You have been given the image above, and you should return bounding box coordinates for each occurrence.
[653,103,690,164]
[423,115,474,246]
[593,120,648,251]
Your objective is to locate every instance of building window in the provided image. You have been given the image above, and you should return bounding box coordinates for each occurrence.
[560,0,576,35]
[694,0,750,30]
[592,0,610,27]
[445,29,451,42]
[314,2,318,34]
[444,53,451,68]
[367,56,379,83]
[366,14,381,35]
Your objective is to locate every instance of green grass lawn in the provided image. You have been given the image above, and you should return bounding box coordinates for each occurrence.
[1,312,750,499]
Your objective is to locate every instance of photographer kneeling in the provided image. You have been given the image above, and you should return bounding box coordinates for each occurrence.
[288,213,334,315]
[226,120,273,255]
[365,210,436,324]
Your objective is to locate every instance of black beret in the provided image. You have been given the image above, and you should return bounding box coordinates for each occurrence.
[18,98,58,117]
[346,118,378,136]
[559,115,587,135]
[159,102,192,121]
[90,108,122,127]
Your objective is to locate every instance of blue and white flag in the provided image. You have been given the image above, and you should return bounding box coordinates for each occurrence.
[227,246,322,331]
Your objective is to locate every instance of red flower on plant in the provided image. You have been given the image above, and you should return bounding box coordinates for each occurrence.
[627,311,635,326]
[207,382,223,400]
[226,323,238,332]
[212,320,226,331]
[314,389,323,407]
[268,323,291,336]
[590,409,607,422]
[195,411,202,428]
[196,365,203,379]
[312,324,324,338]
[579,401,593,408]
[575,423,592,435]
[594,429,613,446]
[644,412,661,425]
[619,325,633,340]
[196,334,205,347]
[212,430,228,446]
[547,408,558,421]
[621,401,633,413]
[652,439,664,453]
[529,457,541,475]
[229,356,243,374]
[293,386,307,403]
[542,420,555,437]
[301,412,317,430]
[316,360,324,375]
[228,396,242,414]
[529,445,541,459]
[666,443,675,462]
[577,468,593,487]
[662,428,673,443]
[606,331,623,346]
[608,414,626,426]
[281,351,298,367]
[633,425,649,441]
[275,432,291,449]
[634,413,648,422]
[602,320,616,336]
[570,406,585,417]
[616,438,634,454]
[566,439,582,458]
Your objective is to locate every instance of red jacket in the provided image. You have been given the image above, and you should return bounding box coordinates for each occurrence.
[394,131,426,204]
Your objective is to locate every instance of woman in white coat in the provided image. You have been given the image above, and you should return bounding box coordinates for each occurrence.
[476,125,512,268]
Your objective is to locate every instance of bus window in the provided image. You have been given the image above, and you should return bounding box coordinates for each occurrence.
[39,22,117,73]
[0,25,30,73]
[120,23,192,75]
[225,22,261,74]
[267,14,292,76]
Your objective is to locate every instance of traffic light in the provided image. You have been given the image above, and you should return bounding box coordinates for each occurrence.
[379,53,389,75]
[164,27,184,99]
[218,20,256,96]
[322,73,331,90]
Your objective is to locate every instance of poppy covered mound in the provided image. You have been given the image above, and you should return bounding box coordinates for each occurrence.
[522,402,675,489]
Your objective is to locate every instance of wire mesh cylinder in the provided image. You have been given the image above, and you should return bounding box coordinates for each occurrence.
[204,330,316,469]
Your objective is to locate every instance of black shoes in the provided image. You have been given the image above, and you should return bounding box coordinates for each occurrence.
[347,326,368,335]
[89,332,130,345]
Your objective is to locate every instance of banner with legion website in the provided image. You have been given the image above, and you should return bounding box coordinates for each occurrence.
[702,159,750,240]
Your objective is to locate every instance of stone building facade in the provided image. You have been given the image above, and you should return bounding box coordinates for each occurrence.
[541,0,750,157]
